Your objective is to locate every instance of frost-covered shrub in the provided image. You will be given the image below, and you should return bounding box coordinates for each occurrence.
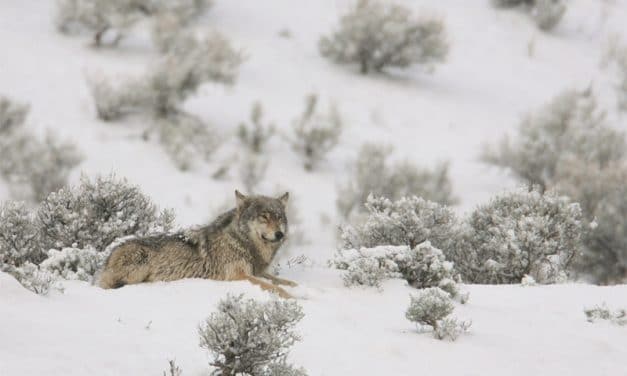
[603,38,627,111]
[332,242,458,295]
[532,0,566,31]
[405,287,453,329]
[483,89,627,284]
[319,0,448,74]
[0,97,83,202]
[40,247,107,281]
[156,114,219,171]
[199,294,306,376]
[238,102,275,154]
[0,262,58,295]
[405,287,470,341]
[287,94,342,171]
[0,96,29,133]
[56,0,211,47]
[337,143,457,219]
[37,175,175,252]
[433,316,472,341]
[341,195,457,252]
[55,0,148,46]
[163,360,183,376]
[450,188,583,284]
[584,304,626,326]
[556,162,627,284]
[0,201,45,267]
[482,89,622,191]
[239,153,268,194]
[491,0,566,31]
[90,29,242,120]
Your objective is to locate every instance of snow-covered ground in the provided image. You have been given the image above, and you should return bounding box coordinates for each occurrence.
[1,0,627,375]
[2,269,627,376]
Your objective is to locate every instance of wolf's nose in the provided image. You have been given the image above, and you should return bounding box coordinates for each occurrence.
[275,231,284,240]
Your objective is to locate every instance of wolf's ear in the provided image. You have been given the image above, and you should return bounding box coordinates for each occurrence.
[235,190,247,207]
[278,192,289,207]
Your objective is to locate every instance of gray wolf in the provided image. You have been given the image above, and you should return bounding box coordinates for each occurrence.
[98,190,297,298]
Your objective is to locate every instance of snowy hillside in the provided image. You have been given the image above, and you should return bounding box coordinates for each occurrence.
[1,0,627,375]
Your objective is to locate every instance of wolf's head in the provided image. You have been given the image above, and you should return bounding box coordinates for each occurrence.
[235,190,289,247]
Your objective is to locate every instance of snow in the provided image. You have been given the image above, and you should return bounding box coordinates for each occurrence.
[1,0,627,375]
[1,269,626,375]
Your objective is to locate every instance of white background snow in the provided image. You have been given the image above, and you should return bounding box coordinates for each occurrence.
[1,0,626,375]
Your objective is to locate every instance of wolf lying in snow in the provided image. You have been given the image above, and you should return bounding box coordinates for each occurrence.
[98,190,297,298]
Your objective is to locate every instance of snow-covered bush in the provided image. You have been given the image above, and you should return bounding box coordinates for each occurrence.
[56,0,211,47]
[532,0,567,31]
[556,162,627,284]
[239,153,268,194]
[406,287,452,328]
[0,97,83,202]
[0,201,45,268]
[450,188,583,284]
[37,175,175,252]
[199,294,306,376]
[337,143,457,219]
[163,360,183,376]
[603,38,627,111]
[40,247,107,281]
[155,114,219,171]
[0,96,29,133]
[55,0,148,46]
[332,243,458,295]
[319,0,448,74]
[481,89,622,191]
[482,89,627,283]
[90,29,242,120]
[433,316,472,341]
[1,262,58,295]
[584,304,626,326]
[341,195,457,252]
[287,94,342,171]
[238,101,275,154]
[491,0,566,31]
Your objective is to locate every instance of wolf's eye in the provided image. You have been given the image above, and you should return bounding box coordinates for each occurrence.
[259,214,270,222]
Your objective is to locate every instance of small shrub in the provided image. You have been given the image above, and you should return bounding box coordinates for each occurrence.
[287,94,342,171]
[532,0,566,31]
[332,242,458,295]
[450,188,583,284]
[155,114,219,171]
[199,294,306,376]
[0,96,29,133]
[0,97,82,202]
[56,0,212,47]
[584,304,626,326]
[483,89,627,284]
[163,359,183,376]
[39,247,107,281]
[37,175,175,252]
[0,262,58,295]
[319,0,448,74]
[239,153,268,194]
[406,287,470,341]
[433,316,472,341]
[337,143,456,219]
[491,0,566,31]
[90,29,242,120]
[0,201,45,267]
[341,195,457,252]
[406,287,454,329]
[238,101,275,154]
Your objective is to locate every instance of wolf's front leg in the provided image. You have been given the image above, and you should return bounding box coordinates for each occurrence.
[262,272,298,287]
[235,272,293,299]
